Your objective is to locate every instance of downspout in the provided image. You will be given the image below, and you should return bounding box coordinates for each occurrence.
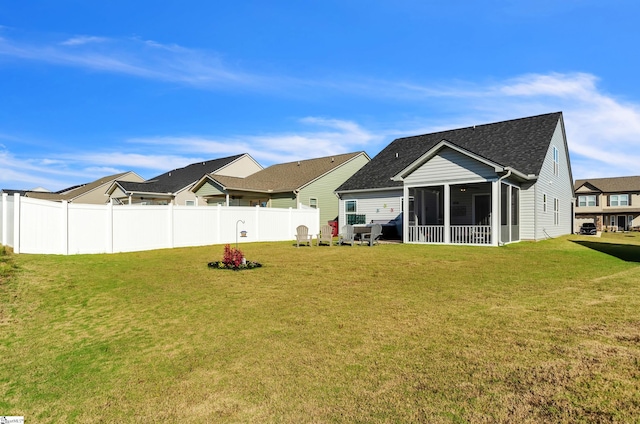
[497,169,512,246]
[294,189,300,208]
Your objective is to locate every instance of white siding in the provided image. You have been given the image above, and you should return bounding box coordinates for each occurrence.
[404,147,496,185]
[339,189,403,228]
[519,181,536,240]
[532,121,574,240]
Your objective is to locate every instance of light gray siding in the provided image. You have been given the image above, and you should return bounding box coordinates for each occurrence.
[339,189,403,229]
[533,121,574,240]
[404,147,496,185]
[519,181,536,240]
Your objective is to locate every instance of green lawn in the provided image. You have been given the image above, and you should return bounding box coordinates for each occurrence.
[1,234,640,422]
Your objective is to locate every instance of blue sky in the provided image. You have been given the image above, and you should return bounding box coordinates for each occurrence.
[1,1,639,191]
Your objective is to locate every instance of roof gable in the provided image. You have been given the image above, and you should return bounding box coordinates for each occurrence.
[392,140,504,181]
[337,112,562,192]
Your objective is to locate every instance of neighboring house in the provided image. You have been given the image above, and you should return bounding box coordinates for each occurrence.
[2,171,144,204]
[574,176,640,232]
[106,154,262,205]
[335,112,574,245]
[191,152,370,225]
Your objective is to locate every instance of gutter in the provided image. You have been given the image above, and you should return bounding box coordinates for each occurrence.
[336,186,403,196]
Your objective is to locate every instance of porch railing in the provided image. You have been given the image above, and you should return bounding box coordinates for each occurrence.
[451,225,491,245]
[407,225,491,245]
[408,225,445,243]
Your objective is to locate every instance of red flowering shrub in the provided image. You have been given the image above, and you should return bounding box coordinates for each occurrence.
[208,244,262,270]
[223,244,244,268]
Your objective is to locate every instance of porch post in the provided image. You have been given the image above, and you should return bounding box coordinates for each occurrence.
[444,183,451,243]
[491,181,500,246]
[403,184,409,243]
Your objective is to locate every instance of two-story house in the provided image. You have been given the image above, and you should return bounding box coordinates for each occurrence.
[574,176,640,232]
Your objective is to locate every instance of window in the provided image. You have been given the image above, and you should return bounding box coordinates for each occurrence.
[610,194,629,206]
[185,200,196,206]
[250,200,268,207]
[345,200,356,213]
[345,200,365,225]
[578,195,596,207]
[554,198,559,226]
[309,198,318,209]
[543,193,547,212]
[553,146,559,176]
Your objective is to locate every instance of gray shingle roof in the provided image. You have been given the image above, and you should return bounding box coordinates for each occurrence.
[118,154,245,194]
[575,176,640,193]
[337,112,563,192]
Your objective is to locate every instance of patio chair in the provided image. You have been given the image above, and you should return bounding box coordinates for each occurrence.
[317,224,334,246]
[338,225,356,246]
[360,223,382,246]
[295,225,313,247]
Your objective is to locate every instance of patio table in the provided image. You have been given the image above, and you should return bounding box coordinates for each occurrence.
[353,226,372,241]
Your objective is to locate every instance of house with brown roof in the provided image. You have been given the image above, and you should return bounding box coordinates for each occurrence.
[574,176,640,232]
[2,171,144,204]
[191,152,370,225]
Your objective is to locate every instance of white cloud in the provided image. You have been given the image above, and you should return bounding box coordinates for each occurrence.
[60,36,109,46]
[494,73,640,178]
[380,72,640,179]
[2,66,639,190]
[0,34,266,89]
[126,117,379,166]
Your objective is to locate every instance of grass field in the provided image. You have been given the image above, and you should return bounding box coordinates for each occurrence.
[1,233,640,422]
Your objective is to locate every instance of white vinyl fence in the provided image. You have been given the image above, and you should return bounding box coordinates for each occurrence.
[1,193,319,255]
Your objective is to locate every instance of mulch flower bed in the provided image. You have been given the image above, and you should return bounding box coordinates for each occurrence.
[208,244,262,271]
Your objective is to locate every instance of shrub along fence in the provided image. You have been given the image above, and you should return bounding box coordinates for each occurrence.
[1,193,319,255]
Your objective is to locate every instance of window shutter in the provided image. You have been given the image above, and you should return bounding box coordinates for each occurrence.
[629,195,633,206]
[607,195,610,206]
[596,195,599,207]
[575,198,578,207]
